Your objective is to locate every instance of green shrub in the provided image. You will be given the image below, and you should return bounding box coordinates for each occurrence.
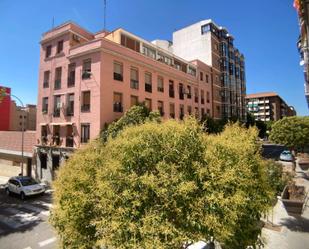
[51,119,273,249]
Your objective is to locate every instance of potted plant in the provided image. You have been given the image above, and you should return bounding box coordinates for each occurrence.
[281,181,306,215]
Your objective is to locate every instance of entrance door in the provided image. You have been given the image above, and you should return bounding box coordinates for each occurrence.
[27,158,32,177]
[52,155,60,179]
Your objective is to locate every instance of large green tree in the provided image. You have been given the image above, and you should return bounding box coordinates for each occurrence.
[50,119,273,249]
[269,116,309,152]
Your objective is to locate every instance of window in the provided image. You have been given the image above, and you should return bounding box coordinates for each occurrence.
[67,93,74,116]
[169,103,175,118]
[42,97,48,114]
[41,126,48,144]
[194,88,199,103]
[207,109,210,115]
[169,80,174,98]
[201,108,205,117]
[45,45,52,58]
[54,67,62,89]
[188,66,196,76]
[145,98,152,111]
[130,95,138,107]
[187,106,192,115]
[206,74,209,83]
[43,71,50,88]
[158,101,164,116]
[201,90,205,104]
[130,67,139,89]
[187,85,192,99]
[57,40,63,54]
[195,107,199,118]
[179,83,184,100]
[145,72,152,93]
[114,61,123,81]
[157,76,164,92]
[179,104,184,120]
[66,125,74,147]
[53,95,61,117]
[142,46,156,59]
[82,59,92,79]
[200,72,203,81]
[68,63,76,87]
[113,92,123,112]
[81,91,91,112]
[81,124,90,143]
[201,24,211,34]
[40,153,47,169]
[207,91,210,103]
[121,34,140,52]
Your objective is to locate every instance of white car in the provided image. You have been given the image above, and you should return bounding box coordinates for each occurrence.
[5,176,45,200]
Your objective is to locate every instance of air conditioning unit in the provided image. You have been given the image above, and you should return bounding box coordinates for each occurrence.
[57,102,62,108]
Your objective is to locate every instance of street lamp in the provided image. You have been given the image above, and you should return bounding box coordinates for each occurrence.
[0,90,25,176]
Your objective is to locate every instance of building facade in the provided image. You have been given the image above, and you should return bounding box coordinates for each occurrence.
[36,21,245,182]
[246,92,296,121]
[0,86,37,131]
[294,0,309,109]
[0,86,11,131]
[172,20,246,120]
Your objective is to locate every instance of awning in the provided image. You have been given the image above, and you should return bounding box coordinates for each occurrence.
[40,123,47,126]
[50,122,74,126]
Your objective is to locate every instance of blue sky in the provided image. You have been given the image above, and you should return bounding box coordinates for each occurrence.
[0,0,307,115]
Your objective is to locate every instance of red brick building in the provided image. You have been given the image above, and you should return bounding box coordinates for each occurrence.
[0,86,11,131]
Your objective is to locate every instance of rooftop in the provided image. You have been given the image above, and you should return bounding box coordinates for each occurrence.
[246,92,278,99]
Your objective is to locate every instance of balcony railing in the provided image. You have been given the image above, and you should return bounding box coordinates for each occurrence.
[54,80,61,90]
[81,104,90,112]
[179,92,184,100]
[53,108,60,117]
[187,93,191,99]
[41,136,48,145]
[113,102,123,112]
[52,135,60,146]
[66,107,74,116]
[67,76,75,87]
[130,79,139,89]
[42,109,48,114]
[145,83,152,93]
[82,71,91,80]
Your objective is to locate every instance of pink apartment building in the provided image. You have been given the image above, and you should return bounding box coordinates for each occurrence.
[35,21,242,182]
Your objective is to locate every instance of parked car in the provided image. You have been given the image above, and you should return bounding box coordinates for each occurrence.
[279,150,293,162]
[5,176,45,200]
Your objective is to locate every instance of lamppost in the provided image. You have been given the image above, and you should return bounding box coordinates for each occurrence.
[0,90,25,176]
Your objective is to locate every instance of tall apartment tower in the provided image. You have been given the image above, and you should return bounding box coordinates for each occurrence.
[172,20,246,120]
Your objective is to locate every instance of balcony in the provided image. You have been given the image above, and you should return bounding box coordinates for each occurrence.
[54,80,61,90]
[41,136,48,145]
[81,104,90,112]
[130,79,139,89]
[113,102,123,112]
[43,81,49,88]
[145,83,152,93]
[67,76,75,87]
[66,136,74,148]
[53,108,60,117]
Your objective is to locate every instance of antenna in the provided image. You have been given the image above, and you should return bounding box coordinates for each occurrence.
[104,0,107,30]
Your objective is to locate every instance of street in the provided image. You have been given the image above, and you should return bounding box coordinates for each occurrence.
[0,182,57,249]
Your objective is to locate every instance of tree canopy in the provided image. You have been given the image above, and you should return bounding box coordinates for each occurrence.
[269,116,309,151]
[50,119,274,249]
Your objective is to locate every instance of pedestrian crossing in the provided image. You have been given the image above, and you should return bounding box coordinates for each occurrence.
[0,201,52,233]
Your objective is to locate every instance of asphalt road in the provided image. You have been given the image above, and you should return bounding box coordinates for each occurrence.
[0,184,57,249]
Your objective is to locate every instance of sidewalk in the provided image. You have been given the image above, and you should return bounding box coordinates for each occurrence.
[262,160,309,249]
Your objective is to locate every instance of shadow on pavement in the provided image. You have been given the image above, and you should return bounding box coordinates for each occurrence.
[280,216,309,233]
